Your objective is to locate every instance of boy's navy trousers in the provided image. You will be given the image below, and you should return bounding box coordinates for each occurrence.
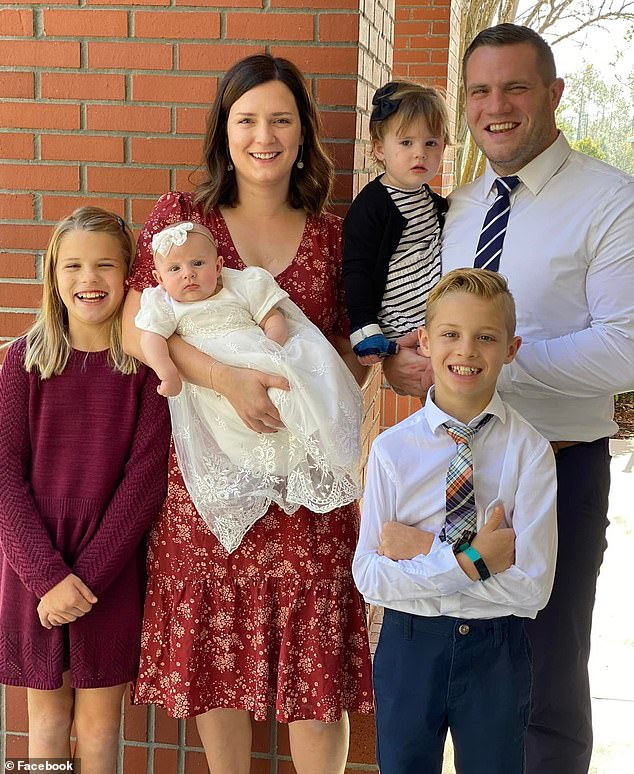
[374,609,531,774]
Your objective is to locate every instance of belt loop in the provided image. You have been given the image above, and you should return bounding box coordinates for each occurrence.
[403,613,413,640]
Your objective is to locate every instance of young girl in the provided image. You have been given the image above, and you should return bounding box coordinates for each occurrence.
[0,207,170,771]
[135,220,362,553]
[343,81,450,364]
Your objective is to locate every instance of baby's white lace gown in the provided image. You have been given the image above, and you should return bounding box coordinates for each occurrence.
[136,267,363,553]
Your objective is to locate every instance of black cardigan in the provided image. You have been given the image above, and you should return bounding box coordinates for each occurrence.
[342,175,448,333]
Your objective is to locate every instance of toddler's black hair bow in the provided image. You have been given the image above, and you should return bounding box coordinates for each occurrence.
[371,82,401,122]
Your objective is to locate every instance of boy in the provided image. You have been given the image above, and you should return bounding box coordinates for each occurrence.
[353,268,557,774]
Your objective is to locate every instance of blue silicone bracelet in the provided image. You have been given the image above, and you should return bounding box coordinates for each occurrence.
[462,545,491,582]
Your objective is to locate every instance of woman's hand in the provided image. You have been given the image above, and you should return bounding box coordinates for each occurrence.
[331,334,373,388]
[37,574,97,629]
[214,362,290,433]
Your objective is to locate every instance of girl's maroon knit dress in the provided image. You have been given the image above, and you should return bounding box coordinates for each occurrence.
[0,341,170,688]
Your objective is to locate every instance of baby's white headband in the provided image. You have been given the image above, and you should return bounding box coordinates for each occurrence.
[152,222,216,258]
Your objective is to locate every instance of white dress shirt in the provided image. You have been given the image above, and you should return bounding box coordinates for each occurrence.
[353,391,557,620]
[442,133,634,441]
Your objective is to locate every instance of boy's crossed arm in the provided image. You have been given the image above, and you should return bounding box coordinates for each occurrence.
[353,445,527,605]
[378,505,515,581]
[354,438,556,612]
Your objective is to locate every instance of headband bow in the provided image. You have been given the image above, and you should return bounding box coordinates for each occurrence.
[371,83,401,123]
[152,222,194,257]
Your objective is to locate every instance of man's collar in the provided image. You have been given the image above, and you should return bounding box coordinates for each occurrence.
[481,132,571,198]
[424,386,506,433]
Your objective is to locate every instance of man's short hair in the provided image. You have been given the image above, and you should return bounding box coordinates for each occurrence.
[463,23,557,85]
[426,268,517,338]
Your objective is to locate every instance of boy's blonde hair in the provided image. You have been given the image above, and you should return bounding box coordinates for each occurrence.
[426,268,517,338]
[25,206,137,379]
[370,81,452,169]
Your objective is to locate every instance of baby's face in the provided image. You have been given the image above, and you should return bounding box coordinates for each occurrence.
[153,232,222,303]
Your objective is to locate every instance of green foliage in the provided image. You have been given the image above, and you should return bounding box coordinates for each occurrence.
[557,64,634,175]
[570,136,606,159]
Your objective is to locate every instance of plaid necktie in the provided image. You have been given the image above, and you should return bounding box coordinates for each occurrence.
[441,414,492,550]
[474,176,521,272]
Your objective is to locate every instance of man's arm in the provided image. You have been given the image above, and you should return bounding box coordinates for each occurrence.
[382,330,434,397]
[499,183,634,399]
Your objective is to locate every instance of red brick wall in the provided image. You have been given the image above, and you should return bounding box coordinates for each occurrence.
[0,0,368,345]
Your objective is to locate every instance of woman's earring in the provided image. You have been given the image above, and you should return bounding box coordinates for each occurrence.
[296,145,304,170]
[227,159,234,172]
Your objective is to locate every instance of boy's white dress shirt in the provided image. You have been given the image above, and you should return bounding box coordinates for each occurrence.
[353,390,557,620]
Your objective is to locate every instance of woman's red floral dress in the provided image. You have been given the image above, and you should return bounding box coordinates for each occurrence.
[129,192,373,721]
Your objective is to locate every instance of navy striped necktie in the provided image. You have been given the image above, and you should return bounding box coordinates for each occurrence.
[474,176,521,272]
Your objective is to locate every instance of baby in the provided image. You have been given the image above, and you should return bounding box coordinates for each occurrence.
[135,221,363,552]
[139,221,288,397]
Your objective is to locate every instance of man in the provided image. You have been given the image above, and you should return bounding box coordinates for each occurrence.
[385,22,634,774]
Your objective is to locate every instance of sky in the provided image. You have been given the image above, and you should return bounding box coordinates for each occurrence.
[516,2,634,81]
[551,23,634,81]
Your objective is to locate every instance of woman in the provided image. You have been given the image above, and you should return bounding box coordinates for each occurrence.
[122,55,373,773]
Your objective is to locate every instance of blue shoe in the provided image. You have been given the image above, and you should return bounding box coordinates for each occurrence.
[353,334,399,359]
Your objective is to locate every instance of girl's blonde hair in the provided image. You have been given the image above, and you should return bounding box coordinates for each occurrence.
[370,82,452,168]
[25,206,137,378]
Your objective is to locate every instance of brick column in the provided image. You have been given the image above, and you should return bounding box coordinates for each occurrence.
[382,0,462,430]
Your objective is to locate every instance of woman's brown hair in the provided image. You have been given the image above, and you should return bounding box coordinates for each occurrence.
[193,54,334,217]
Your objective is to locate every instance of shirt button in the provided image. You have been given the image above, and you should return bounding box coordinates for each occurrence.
[458,624,470,636]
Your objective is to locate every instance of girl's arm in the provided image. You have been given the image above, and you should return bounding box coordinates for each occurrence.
[71,367,171,595]
[123,288,290,433]
[0,342,75,599]
[260,307,288,346]
[342,187,387,335]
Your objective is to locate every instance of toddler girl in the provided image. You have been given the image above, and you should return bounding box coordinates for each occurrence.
[135,221,362,553]
[343,81,450,364]
[0,207,170,771]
